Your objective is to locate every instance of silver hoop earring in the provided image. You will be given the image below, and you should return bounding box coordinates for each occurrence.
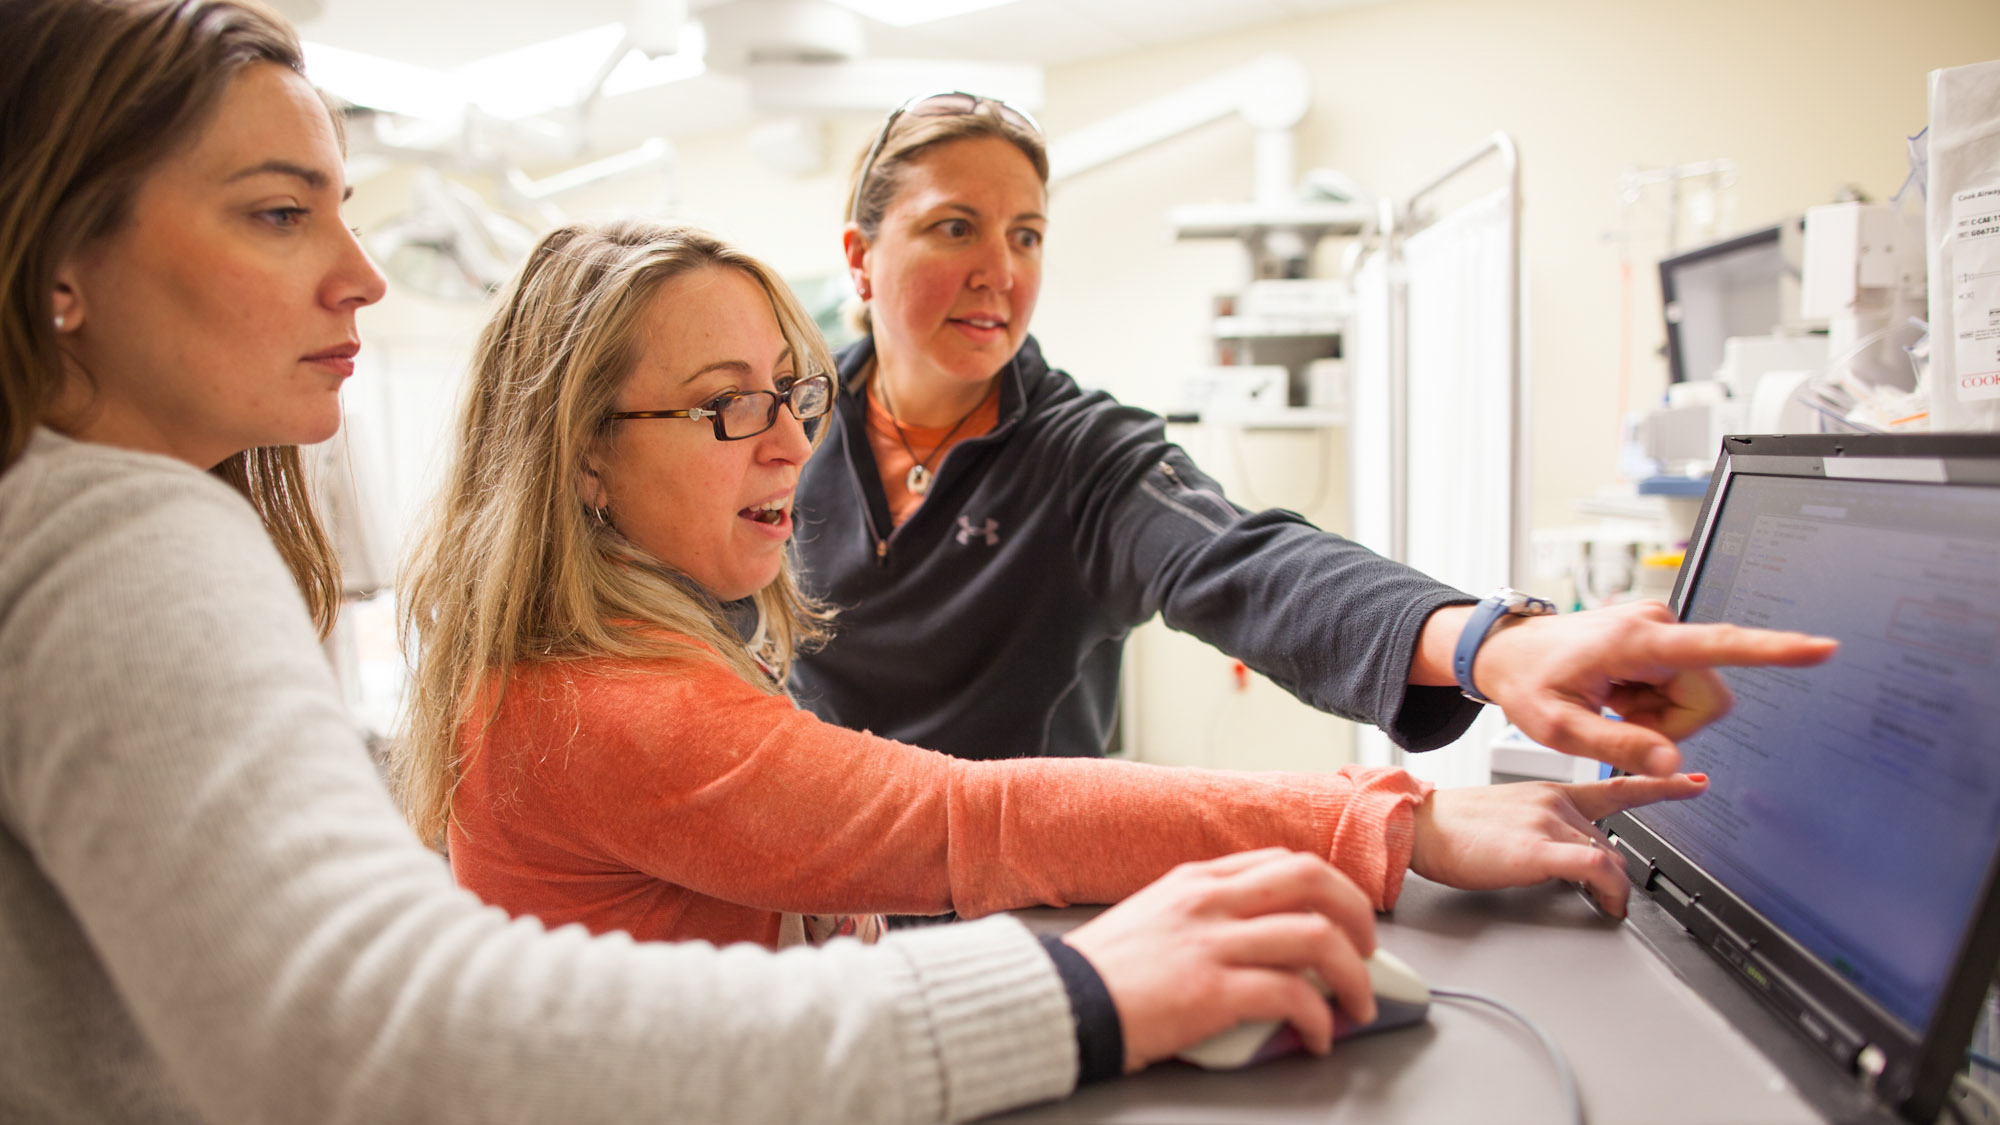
[591,505,613,531]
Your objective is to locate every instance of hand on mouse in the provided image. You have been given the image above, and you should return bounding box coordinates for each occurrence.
[1060,848,1378,1074]
[1406,774,1709,918]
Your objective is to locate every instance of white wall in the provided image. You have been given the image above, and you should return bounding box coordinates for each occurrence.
[356,0,2000,537]
[341,0,2000,754]
[1027,0,2000,530]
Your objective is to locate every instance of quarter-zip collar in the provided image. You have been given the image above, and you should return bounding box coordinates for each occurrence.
[831,335,1037,563]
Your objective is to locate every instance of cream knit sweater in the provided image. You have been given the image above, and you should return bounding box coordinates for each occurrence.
[0,428,1075,1125]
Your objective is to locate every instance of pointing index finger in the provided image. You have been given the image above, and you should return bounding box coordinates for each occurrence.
[1637,623,1838,672]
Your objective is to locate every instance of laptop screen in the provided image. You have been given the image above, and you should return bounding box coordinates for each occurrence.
[1628,469,2000,1036]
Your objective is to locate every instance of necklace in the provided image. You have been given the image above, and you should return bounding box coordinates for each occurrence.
[874,374,995,497]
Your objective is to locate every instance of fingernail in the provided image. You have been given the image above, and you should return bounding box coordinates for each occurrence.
[1643,745,1679,776]
[1686,772,1708,783]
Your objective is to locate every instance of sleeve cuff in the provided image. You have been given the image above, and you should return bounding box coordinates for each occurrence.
[1388,684,1485,752]
[1036,934,1124,1084]
[887,915,1078,1120]
[1383,594,1482,752]
[1317,766,1436,911]
[1374,775,1433,909]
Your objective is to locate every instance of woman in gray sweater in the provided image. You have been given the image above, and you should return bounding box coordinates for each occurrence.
[0,2,1384,1121]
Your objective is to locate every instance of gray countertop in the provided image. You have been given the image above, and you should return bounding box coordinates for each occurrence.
[990,875,1834,1124]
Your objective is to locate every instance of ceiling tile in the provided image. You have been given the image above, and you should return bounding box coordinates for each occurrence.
[864,0,1138,66]
[1078,0,1291,47]
[295,0,1402,101]
[1271,0,1394,13]
[297,0,634,68]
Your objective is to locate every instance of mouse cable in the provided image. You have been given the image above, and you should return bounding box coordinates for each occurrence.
[1429,987,1586,1125]
[1951,1072,2000,1125]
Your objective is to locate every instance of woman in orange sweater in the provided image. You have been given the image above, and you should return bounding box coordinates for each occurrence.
[396,220,1702,953]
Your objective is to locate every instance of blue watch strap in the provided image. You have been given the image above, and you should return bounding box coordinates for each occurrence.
[1452,588,1556,704]
[1452,596,1513,704]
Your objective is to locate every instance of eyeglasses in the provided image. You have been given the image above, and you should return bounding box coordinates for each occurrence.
[849,91,1044,225]
[607,373,834,441]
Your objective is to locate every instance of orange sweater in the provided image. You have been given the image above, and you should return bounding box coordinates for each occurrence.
[449,649,1433,950]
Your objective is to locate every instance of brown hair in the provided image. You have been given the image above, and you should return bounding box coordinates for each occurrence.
[393,220,836,848]
[843,98,1048,334]
[0,0,341,635]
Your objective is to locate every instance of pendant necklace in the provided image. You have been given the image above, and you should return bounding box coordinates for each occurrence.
[875,374,995,497]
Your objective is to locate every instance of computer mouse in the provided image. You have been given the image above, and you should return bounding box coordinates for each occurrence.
[1176,948,1431,1070]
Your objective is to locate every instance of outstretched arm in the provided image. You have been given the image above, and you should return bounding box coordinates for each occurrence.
[474,655,1432,924]
[1408,599,1838,776]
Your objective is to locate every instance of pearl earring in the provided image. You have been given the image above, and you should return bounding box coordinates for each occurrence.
[53,314,66,331]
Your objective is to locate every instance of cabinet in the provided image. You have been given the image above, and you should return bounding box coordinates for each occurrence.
[1119,417,1355,772]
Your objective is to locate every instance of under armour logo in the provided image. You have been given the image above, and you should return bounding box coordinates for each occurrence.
[955,515,1000,546]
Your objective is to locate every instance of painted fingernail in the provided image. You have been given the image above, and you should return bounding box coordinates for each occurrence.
[1687,772,1708,783]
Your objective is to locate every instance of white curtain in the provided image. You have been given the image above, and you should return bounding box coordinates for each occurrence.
[1347,248,1395,561]
[1400,187,1516,788]
[1347,248,1400,769]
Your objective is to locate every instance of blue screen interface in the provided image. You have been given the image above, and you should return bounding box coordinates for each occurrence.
[1632,470,2000,1035]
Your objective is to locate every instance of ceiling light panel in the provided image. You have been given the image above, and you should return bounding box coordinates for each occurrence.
[303,41,469,118]
[306,21,705,124]
[454,22,629,118]
[824,0,1021,28]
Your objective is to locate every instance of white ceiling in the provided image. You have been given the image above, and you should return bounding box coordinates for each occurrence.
[293,0,1382,72]
[296,0,1394,181]
[799,0,1378,69]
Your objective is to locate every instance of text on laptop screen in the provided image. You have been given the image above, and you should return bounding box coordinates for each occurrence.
[1631,471,2000,1036]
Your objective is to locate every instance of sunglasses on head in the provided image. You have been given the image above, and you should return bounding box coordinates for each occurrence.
[848,91,1044,226]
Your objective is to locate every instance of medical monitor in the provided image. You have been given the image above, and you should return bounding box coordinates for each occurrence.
[1660,223,1800,384]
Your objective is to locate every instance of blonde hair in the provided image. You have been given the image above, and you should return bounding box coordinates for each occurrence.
[394,220,836,847]
[0,0,340,635]
[843,99,1048,336]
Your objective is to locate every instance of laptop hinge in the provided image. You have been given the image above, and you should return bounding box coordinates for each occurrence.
[1651,867,1694,911]
[1613,832,1869,1075]
[1685,891,1867,1073]
[1712,929,1865,1070]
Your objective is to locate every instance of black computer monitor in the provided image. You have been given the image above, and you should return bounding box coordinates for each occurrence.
[1659,222,1799,383]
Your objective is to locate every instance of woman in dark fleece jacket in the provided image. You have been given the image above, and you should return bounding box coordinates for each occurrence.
[792,92,1835,776]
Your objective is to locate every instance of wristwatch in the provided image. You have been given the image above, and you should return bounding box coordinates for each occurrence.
[1452,587,1557,704]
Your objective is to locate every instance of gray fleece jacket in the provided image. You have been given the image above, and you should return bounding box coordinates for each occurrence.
[793,335,1483,762]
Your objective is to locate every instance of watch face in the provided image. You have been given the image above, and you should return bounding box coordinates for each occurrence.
[1496,588,1555,616]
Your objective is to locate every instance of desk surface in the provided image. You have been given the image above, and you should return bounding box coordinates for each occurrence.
[989,876,1844,1125]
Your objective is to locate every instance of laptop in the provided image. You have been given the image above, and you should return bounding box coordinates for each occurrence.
[1601,432,2000,1125]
